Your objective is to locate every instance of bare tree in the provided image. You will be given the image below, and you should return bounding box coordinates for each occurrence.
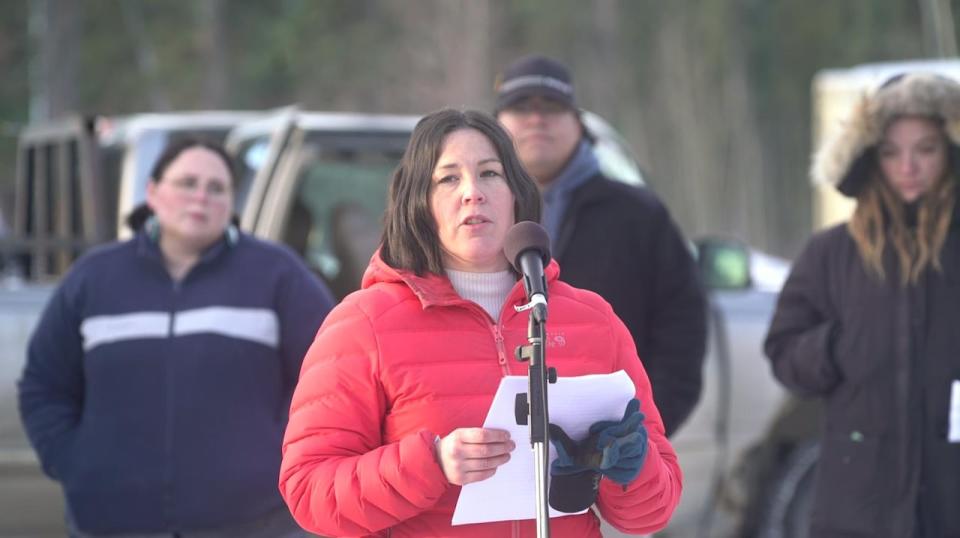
[381,0,491,112]
[121,0,171,111]
[29,0,80,120]
[198,0,230,108]
[576,0,623,122]
[918,0,958,57]
[637,5,767,247]
[440,0,491,110]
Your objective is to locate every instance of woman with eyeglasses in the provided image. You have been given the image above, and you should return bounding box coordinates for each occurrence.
[18,139,334,537]
[765,73,960,537]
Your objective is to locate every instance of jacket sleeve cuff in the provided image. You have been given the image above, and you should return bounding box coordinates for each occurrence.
[410,430,451,494]
[597,440,680,533]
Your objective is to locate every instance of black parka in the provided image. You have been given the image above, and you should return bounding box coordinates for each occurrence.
[554,173,708,437]
[765,216,960,537]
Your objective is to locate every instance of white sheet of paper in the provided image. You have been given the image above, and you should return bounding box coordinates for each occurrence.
[949,380,960,443]
[451,370,636,526]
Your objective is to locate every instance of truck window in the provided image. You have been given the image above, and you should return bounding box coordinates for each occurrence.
[281,137,406,299]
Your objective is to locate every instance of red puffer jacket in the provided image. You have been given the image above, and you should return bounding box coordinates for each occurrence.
[279,253,682,537]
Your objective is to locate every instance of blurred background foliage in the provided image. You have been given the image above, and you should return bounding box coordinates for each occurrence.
[0,0,950,256]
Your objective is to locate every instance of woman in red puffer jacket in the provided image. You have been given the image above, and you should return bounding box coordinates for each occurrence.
[279,109,682,538]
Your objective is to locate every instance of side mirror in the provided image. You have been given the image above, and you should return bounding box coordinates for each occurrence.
[695,237,751,291]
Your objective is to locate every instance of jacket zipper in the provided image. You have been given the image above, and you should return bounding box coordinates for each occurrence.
[492,324,511,376]
[490,305,520,538]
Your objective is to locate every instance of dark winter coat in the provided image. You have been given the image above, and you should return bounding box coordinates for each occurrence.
[554,173,708,437]
[764,217,960,537]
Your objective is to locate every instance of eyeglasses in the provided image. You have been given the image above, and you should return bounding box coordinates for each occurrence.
[503,97,573,116]
[163,176,231,198]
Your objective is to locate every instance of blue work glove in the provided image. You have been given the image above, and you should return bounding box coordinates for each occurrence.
[547,398,649,513]
[585,397,648,484]
[550,398,648,483]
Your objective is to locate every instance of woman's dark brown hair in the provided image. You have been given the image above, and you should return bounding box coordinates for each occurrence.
[380,109,542,275]
[125,138,237,231]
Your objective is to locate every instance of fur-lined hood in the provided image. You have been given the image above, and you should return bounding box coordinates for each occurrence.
[812,72,960,197]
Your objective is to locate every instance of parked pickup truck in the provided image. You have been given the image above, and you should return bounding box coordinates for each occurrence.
[2,107,800,538]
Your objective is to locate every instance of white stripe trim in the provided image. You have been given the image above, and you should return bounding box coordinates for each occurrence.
[79,306,281,352]
[81,312,170,352]
[173,306,279,348]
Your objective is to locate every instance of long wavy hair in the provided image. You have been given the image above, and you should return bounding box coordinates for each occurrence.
[848,141,957,286]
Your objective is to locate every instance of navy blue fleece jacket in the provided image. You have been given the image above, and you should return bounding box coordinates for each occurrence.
[18,231,333,534]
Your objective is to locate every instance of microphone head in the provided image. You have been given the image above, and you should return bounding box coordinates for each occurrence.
[503,221,552,272]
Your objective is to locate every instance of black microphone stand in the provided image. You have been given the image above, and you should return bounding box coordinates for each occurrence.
[514,297,556,538]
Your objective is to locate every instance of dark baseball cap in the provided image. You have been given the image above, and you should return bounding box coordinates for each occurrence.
[494,55,576,113]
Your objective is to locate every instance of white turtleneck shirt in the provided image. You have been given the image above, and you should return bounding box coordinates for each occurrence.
[445,269,516,322]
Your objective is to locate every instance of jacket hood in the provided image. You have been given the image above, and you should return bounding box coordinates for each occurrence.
[361,249,560,309]
[812,72,960,197]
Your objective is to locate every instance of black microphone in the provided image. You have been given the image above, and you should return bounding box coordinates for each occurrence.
[503,221,551,320]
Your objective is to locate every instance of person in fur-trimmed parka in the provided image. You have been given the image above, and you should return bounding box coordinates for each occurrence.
[765,73,960,538]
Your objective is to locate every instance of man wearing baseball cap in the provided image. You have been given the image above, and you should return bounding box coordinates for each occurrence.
[495,54,707,437]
